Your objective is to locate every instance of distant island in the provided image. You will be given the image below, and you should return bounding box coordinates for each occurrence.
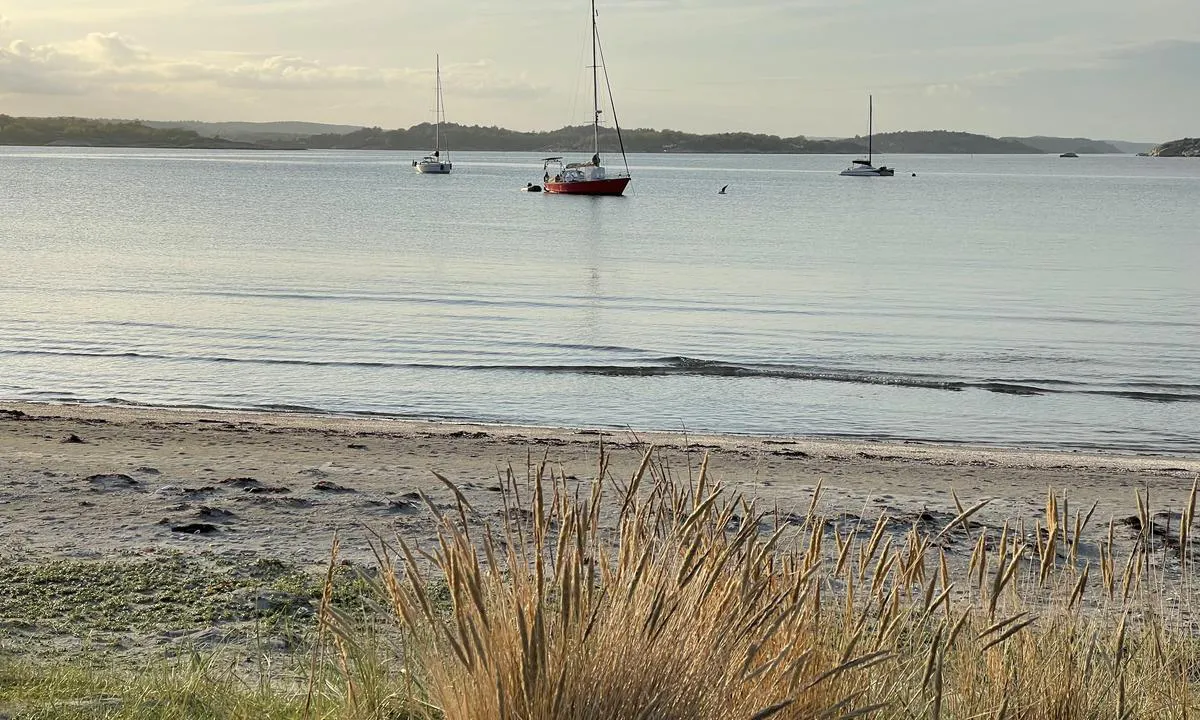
[0,114,1166,156]
[0,115,302,150]
[305,123,866,154]
[1150,138,1200,157]
[285,123,1147,155]
[140,120,363,143]
[1001,136,1124,155]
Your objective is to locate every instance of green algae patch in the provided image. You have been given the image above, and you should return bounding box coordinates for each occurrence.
[0,553,381,663]
[1,554,306,633]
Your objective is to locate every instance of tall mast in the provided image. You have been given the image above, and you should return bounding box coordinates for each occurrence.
[434,54,441,154]
[592,0,600,160]
[868,94,873,164]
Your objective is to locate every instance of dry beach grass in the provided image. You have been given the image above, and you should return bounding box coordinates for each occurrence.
[366,452,1200,719]
[2,402,1199,717]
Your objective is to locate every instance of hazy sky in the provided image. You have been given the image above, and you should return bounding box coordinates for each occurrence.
[1,0,1197,140]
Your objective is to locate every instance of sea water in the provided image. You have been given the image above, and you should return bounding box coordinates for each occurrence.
[1,147,1197,454]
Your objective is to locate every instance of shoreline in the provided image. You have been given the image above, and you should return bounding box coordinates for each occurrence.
[5,399,1198,470]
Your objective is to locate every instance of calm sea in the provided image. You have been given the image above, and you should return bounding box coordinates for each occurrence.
[1,147,1197,454]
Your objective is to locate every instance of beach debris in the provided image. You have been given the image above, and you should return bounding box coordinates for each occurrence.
[219,477,291,494]
[196,506,236,520]
[160,627,227,653]
[169,522,220,535]
[135,466,162,475]
[61,433,86,444]
[1,409,30,420]
[158,506,235,531]
[497,507,533,522]
[85,473,139,490]
[230,588,314,618]
[220,477,259,489]
[447,430,489,439]
[770,448,810,458]
[365,492,421,513]
[312,480,352,492]
[346,443,368,450]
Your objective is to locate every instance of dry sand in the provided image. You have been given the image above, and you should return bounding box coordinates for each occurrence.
[2,400,1197,568]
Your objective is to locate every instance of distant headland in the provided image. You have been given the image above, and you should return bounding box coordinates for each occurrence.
[0,114,1164,155]
[0,116,306,150]
[1149,138,1200,157]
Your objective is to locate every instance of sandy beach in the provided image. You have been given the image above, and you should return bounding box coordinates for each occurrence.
[0,398,1197,675]
[3,400,1198,568]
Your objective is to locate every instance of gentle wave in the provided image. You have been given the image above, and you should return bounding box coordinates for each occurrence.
[6,288,1199,330]
[4,349,1197,403]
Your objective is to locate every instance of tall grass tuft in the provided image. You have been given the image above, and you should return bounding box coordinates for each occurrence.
[367,449,1200,719]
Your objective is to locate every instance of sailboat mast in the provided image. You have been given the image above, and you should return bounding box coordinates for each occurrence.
[592,0,600,159]
[434,55,441,154]
[868,94,873,164]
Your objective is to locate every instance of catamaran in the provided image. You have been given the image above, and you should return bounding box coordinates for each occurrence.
[840,95,894,177]
[542,0,631,196]
[413,55,451,174]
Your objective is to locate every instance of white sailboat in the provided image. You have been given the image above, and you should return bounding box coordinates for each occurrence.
[840,95,894,177]
[413,55,452,174]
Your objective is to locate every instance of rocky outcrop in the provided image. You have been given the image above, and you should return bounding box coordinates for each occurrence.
[1150,138,1200,157]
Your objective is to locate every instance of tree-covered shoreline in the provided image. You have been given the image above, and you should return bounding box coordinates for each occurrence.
[0,115,1161,154]
[0,115,301,150]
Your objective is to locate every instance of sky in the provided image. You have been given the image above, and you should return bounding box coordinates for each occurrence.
[1,0,1197,141]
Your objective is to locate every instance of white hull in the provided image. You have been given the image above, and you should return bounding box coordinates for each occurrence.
[840,165,894,177]
[414,161,452,174]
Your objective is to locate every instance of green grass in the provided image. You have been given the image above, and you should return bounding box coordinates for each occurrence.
[0,551,436,718]
[0,652,376,719]
[0,553,387,654]
[2,555,304,633]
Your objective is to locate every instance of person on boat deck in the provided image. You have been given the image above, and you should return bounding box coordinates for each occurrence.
[592,153,600,166]
[544,172,550,183]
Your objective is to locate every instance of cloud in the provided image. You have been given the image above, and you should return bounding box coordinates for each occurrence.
[0,28,547,102]
[438,60,547,101]
[0,39,91,95]
[923,83,970,98]
[80,31,149,66]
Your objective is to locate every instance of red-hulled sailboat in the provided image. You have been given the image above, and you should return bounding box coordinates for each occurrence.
[541,0,631,196]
